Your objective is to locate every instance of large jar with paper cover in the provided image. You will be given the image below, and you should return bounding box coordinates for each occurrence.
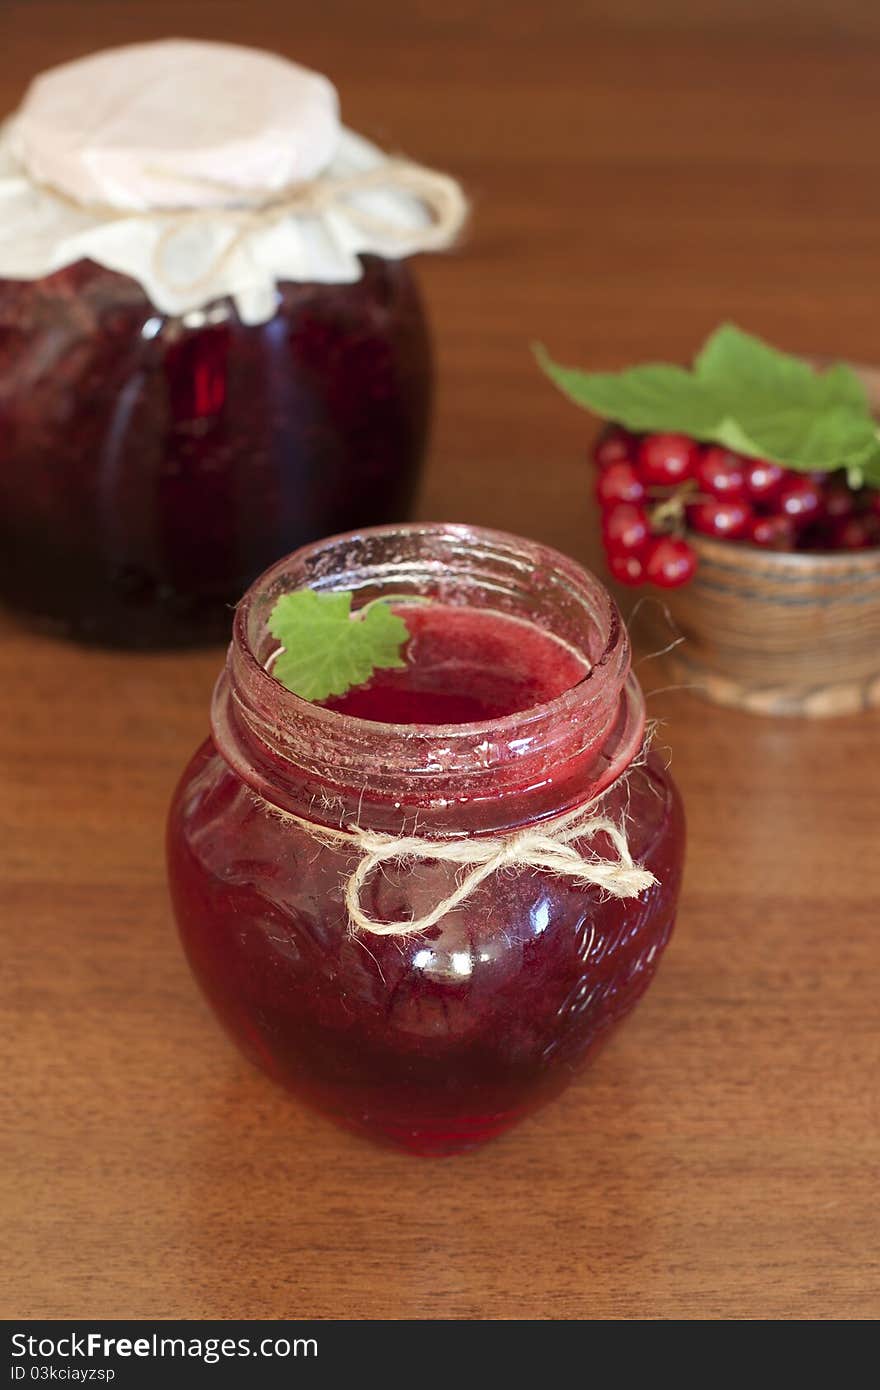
[0,40,466,646]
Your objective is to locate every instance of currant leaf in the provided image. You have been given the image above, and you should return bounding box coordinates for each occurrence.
[267,589,408,702]
[535,325,880,485]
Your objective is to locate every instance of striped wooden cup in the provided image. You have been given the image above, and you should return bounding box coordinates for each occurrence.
[640,361,880,717]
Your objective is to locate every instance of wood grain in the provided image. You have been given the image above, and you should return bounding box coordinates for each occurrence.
[2,0,879,1321]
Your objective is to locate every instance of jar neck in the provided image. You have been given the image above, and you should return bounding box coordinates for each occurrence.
[211,524,647,836]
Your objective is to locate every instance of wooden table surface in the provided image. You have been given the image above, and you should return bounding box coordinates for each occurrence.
[3,0,880,1322]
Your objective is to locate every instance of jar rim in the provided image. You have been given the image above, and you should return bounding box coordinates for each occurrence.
[231,521,626,739]
[215,522,647,833]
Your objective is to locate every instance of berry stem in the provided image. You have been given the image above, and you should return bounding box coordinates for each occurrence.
[648,480,696,533]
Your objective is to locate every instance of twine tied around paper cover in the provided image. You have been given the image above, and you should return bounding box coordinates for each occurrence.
[151,158,468,296]
[283,794,656,937]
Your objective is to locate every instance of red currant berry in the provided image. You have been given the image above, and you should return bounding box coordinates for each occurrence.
[602,503,650,553]
[694,446,747,500]
[865,488,880,520]
[828,516,876,550]
[593,424,638,470]
[688,497,752,540]
[596,461,646,506]
[777,476,823,525]
[607,550,646,586]
[822,477,856,520]
[748,513,796,550]
[638,432,699,486]
[743,458,786,503]
[644,536,698,588]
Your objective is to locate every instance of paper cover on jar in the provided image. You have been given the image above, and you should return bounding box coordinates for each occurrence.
[0,39,467,325]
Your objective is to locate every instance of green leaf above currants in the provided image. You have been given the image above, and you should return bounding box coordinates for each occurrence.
[535,324,880,488]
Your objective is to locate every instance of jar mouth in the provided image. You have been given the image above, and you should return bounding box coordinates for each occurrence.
[215,523,646,833]
[233,523,624,741]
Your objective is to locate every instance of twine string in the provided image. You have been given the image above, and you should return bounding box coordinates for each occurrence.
[150,158,468,295]
[280,792,656,937]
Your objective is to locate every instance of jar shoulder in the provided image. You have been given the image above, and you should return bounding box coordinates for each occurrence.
[0,253,425,335]
[169,740,684,952]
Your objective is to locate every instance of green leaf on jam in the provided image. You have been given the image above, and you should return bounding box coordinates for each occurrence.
[535,324,880,486]
[267,589,409,702]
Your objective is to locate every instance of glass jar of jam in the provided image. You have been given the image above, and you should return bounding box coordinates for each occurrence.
[0,40,463,646]
[167,524,686,1154]
[0,257,430,645]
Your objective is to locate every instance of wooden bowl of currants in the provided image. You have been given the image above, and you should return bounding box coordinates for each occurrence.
[594,418,880,716]
[539,329,880,717]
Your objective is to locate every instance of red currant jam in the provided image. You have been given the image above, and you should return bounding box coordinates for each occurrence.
[0,256,430,647]
[323,604,589,725]
[167,526,686,1154]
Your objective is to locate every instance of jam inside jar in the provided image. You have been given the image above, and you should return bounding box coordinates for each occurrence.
[167,524,686,1154]
[0,255,430,646]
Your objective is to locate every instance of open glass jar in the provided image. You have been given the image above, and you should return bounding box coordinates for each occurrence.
[167,524,686,1154]
[0,41,463,645]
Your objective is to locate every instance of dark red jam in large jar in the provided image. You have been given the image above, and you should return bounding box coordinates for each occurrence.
[0,39,464,646]
[0,258,430,646]
[167,524,686,1154]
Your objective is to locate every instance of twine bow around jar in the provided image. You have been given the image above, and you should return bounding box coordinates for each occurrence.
[150,157,469,297]
[0,131,468,320]
[280,788,656,937]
